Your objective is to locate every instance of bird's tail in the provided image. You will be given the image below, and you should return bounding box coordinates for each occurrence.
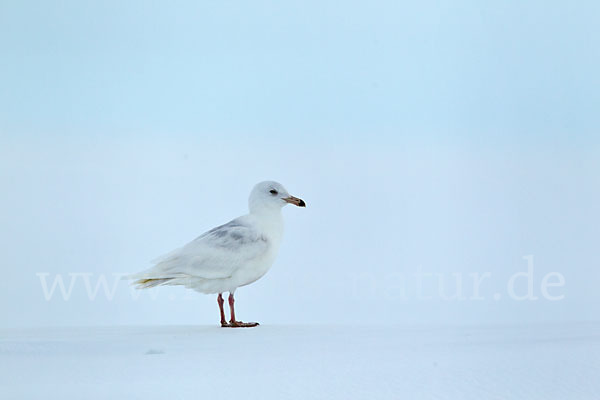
[132,278,174,289]
[126,271,205,290]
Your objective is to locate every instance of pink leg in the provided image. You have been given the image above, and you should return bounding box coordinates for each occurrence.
[217,293,227,327]
[228,293,237,323]
[219,293,259,328]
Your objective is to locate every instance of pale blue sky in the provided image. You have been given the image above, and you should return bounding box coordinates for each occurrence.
[1,0,599,142]
[1,2,599,327]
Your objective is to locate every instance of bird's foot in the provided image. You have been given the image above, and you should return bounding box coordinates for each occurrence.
[221,320,260,328]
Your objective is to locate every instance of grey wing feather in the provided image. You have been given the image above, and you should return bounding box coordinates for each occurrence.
[139,219,269,280]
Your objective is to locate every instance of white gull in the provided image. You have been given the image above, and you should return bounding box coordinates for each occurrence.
[129,181,305,327]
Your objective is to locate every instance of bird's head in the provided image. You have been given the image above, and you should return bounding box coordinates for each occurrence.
[248,181,306,214]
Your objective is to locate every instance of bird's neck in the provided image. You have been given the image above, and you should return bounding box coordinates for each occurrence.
[249,208,284,236]
[249,204,282,218]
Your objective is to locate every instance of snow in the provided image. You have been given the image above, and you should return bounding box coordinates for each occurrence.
[1,323,599,399]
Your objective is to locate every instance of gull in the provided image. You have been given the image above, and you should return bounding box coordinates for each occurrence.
[129,181,306,328]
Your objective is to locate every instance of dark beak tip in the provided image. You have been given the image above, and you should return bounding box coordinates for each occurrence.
[299,199,306,207]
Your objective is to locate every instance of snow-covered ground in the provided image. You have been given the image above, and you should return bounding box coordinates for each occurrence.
[1,323,599,399]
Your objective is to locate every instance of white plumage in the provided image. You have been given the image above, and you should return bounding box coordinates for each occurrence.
[129,181,305,327]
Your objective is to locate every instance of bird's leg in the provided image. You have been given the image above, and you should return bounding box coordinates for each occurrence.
[220,293,259,328]
[228,293,237,323]
[217,293,227,327]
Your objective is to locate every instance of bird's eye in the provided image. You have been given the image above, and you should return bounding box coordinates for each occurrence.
[269,189,278,195]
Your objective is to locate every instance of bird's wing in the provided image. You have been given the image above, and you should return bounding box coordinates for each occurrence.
[144,219,269,280]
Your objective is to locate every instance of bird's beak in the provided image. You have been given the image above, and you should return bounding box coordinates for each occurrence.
[283,195,306,207]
